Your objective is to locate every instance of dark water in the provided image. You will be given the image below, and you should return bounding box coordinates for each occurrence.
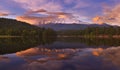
[0,37,120,70]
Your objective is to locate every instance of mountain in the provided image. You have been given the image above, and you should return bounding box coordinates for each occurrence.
[38,23,112,31]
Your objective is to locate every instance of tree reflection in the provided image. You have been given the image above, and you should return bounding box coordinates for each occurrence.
[0,37,56,54]
[57,37,120,47]
[1,37,120,55]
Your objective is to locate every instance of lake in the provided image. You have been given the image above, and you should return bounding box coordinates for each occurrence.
[0,37,120,70]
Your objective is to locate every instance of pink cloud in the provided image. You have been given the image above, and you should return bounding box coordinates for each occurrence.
[13,0,62,12]
[16,15,57,25]
[24,9,47,15]
[0,7,11,16]
[93,4,120,25]
[0,12,9,16]
[16,10,78,25]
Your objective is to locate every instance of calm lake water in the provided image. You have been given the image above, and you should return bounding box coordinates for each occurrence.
[0,37,120,70]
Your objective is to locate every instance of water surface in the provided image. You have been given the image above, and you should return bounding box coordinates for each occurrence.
[0,37,120,70]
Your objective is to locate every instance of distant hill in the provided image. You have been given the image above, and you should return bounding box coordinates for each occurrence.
[39,23,113,31]
[0,18,42,36]
[0,18,39,29]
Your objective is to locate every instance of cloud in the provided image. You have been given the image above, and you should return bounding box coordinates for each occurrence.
[47,12,73,18]
[0,6,8,16]
[16,16,39,25]
[92,16,103,24]
[16,9,77,25]
[12,0,99,17]
[0,0,119,24]
[16,15,58,25]
[13,0,63,12]
[24,9,47,15]
[0,0,26,15]
[93,4,120,25]
[0,12,10,16]
[0,7,11,16]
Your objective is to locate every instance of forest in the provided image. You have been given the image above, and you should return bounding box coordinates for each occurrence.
[0,18,56,37]
[58,26,120,38]
[1,18,120,38]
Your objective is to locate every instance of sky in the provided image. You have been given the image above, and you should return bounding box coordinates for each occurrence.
[0,0,120,25]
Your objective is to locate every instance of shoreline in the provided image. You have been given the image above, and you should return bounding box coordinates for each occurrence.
[57,35,120,38]
[0,36,22,38]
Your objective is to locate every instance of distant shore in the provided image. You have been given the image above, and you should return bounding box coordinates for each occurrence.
[0,36,22,38]
[57,35,120,38]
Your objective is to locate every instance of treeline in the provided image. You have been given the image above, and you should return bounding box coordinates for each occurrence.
[0,18,56,37]
[57,37,120,47]
[58,26,120,37]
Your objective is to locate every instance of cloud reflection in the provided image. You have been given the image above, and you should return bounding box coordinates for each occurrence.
[13,47,120,70]
[1,46,120,70]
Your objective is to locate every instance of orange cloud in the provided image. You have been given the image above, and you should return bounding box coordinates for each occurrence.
[58,15,67,19]
[16,10,77,25]
[47,12,73,19]
[93,4,120,25]
[16,15,57,25]
[92,16,104,24]
[16,16,39,25]
[0,13,9,16]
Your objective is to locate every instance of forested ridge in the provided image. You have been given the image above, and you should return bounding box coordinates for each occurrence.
[0,18,56,37]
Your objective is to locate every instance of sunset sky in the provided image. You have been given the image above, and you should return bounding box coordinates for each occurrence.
[0,0,120,25]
